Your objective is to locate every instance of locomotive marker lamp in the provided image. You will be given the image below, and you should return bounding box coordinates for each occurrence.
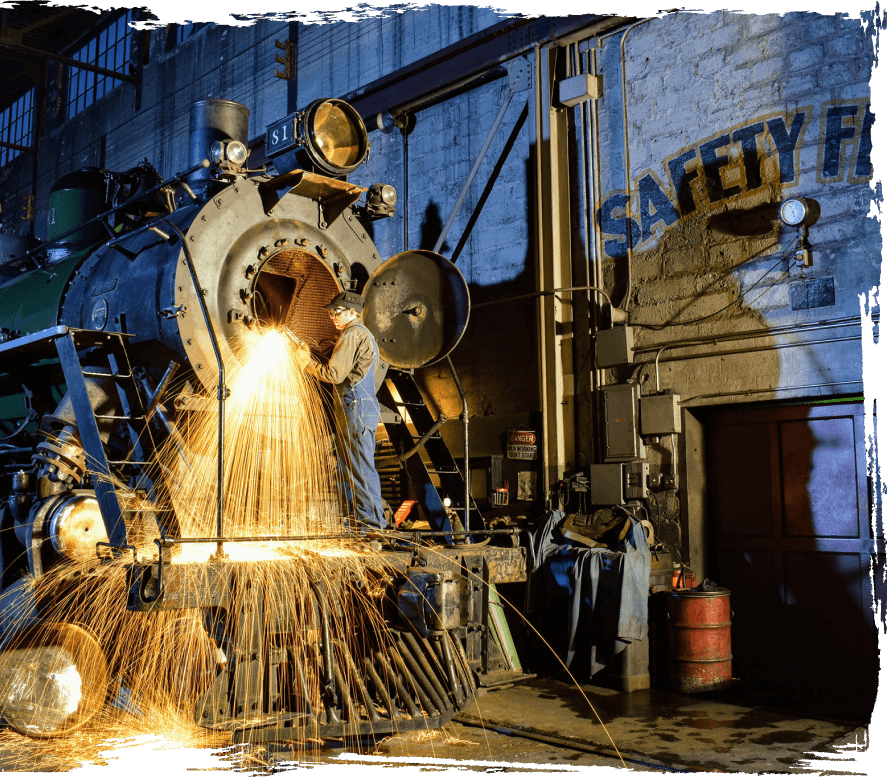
[266,98,369,178]
[210,139,249,178]
[358,183,397,220]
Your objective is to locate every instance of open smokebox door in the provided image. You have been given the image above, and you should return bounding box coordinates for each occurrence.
[362,250,470,370]
[360,249,469,528]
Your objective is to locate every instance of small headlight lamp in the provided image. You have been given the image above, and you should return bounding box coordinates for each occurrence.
[210,140,225,165]
[226,140,248,166]
[361,183,397,219]
[210,139,248,170]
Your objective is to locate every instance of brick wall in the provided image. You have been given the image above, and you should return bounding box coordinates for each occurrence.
[589,11,878,405]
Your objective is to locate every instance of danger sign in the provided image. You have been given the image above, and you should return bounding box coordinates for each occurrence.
[507,429,537,460]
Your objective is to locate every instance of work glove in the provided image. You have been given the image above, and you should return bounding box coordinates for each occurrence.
[293,344,314,372]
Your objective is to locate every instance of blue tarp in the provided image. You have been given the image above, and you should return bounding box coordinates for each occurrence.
[531,509,651,678]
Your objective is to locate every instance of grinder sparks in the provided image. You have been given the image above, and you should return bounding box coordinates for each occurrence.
[0,326,439,768]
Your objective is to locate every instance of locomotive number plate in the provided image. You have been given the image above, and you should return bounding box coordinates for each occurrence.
[266,114,298,156]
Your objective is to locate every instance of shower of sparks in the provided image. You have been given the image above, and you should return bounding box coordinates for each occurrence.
[0,325,435,770]
[167,326,345,545]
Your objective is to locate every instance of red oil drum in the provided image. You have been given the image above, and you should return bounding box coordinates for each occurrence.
[666,589,732,693]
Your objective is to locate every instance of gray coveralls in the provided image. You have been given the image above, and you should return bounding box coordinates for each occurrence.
[308,320,385,531]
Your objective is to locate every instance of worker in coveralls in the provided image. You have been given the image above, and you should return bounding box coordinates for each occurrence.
[296,290,386,532]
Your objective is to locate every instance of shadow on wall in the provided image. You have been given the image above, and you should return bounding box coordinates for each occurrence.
[411,158,539,424]
[419,202,449,256]
[370,87,876,716]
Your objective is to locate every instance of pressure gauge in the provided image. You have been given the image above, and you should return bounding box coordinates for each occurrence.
[779,197,818,227]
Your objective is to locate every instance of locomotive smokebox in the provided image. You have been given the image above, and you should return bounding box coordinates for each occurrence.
[187,99,251,199]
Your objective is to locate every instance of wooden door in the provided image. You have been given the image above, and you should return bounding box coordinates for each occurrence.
[706,402,877,695]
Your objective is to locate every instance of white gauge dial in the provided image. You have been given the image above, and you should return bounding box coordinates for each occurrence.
[779,198,809,226]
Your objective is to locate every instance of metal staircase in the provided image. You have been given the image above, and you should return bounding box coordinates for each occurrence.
[378,367,483,540]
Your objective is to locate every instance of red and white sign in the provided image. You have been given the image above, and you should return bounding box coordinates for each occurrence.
[507,429,538,460]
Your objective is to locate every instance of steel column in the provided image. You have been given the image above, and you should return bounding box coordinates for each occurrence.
[529,45,576,500]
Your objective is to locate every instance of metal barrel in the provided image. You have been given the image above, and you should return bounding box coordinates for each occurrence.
[666,589,732,693]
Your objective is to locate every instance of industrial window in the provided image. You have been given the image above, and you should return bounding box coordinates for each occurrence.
[67,10,134,120]
[0,89,34,167]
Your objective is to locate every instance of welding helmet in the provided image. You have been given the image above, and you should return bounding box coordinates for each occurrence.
[323,290,364,311]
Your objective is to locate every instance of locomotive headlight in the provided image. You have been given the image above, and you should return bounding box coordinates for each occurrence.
[265,97,368,178]
[306,99,367,173]
[226,140,248,166]
[0,622,108,737]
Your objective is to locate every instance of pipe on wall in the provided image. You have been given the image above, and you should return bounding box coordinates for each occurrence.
[681,379,864,405]
[402,123,410,252]
[633,315,869,355]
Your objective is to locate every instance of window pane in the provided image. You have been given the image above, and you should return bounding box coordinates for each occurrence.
[0,88,35,167]
[66,11,132,120]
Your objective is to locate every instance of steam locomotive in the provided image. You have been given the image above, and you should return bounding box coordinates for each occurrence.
[0,98,525,742]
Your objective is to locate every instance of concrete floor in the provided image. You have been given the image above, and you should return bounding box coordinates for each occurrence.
[453,678,869,772]
[0,676,871,773]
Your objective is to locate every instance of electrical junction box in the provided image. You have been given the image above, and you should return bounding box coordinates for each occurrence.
[595,326,634,368]
[558,73,604,107]
[470,455,503,503]
[602,382,646,461]
[640,393,682,435]
[625,461,649,499]
[590,463,624,505]
[590,461,649,505]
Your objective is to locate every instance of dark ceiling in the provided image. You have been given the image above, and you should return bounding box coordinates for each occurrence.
[0,2,108,112]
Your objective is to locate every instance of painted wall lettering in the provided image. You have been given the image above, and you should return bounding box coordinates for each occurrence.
[637,173,680,242]
[855,103,874,180]
[765,111,807,184]
[821,104,860,179]
[732,122,766,191]
[667,149,699,217]
[597,193,640,261]
[818,100,872,182]
[699,134,741,203]
[597,100,870,259]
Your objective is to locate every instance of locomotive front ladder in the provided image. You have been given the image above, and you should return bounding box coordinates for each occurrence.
[378,367,483,540]
[0,326,166,548]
